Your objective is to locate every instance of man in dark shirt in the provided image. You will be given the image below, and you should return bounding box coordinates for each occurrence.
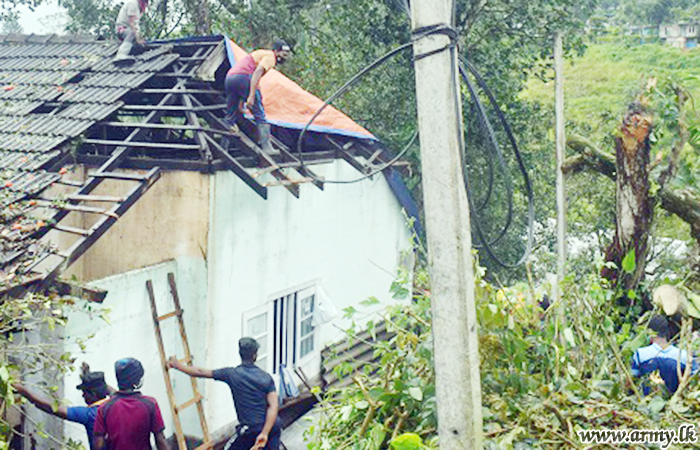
[169,337,281,450]
[13,367,111,449]
[93,358,169,450]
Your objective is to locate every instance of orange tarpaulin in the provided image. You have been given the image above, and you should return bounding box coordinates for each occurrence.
[225,37,375,140]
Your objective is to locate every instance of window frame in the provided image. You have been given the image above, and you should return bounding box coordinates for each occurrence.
[242,304,273,373]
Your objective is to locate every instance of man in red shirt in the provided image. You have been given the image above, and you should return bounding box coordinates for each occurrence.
[93,358,169,450]
[225,40,292,155]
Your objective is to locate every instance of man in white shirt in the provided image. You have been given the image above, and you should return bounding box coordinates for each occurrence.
[114,0,148,63]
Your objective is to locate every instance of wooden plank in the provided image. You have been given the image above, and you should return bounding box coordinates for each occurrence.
[138,88,223,94]
[146,280,188,450]
[204,134,267,199]
[182,93,213,163]
[168,273,212,445]
[84,139,201,151]
[326,137,367,174]
[89,171,150,181]
[65,194,125,203]
[157,310,181,322]
[175,394,202,412]
[54,224,90,236]
[120,104,226,111]
[36,200,119,218]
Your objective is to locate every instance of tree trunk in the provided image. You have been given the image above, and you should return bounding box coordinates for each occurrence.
[603,104,654,292]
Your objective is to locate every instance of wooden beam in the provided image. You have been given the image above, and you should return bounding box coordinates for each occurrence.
[326,137,368,175]
[83,139,201,151]
[53,279,108,303]
[120,104,226,111]
[204,134,268,199]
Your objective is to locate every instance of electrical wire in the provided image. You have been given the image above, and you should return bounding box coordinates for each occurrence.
[291,26,534,268]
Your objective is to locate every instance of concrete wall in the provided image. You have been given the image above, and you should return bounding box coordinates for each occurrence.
[63,169,210,282]
[61,160,412,444]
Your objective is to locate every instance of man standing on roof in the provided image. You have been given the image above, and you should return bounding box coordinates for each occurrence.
[13,366,111,450]
[168,337,281,449]
[114,0,149,64]
[93,358,169,450]
[225,40,292,155]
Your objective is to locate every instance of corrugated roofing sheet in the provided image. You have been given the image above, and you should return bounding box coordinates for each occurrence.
[0,56,97,71]
[0,149,61,171]
[0,133,67,152]
[0,70,79,85]
[91,53,179,73]
[0,43,116,59]
[0,115,93,137]
[80,72,153,88]
[57,86,130,104]
[0,84,61,101]
[57,102,123,121]
[0,100,41,116]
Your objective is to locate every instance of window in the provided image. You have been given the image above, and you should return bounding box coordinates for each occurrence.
[243,308,271,371]
[298,294,316,358]
[270,285,318,374]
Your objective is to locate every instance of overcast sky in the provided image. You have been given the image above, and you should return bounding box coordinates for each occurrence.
[16,0,68,35]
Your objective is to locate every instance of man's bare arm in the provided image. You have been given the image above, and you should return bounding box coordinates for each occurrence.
[167,356,213,378]
[94,435,106,450]
[253,391,279,449]
[154,430,170,450]
[246,65,267,108]
[13,383,68,419]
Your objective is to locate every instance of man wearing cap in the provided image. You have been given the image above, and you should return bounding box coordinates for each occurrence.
[93,358,169,450]
[225,39,292,155]
[13,367,111,449]
[168,337,281,450]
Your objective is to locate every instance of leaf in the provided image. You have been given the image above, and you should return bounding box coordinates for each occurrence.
[648,396,666,414]
[390,433,423,450]
[621,248,636,274]
[361,297,381,307]
[408,387,423,401]
[355,400,369,410]
[340,405,353,421]
[563,328,576,347]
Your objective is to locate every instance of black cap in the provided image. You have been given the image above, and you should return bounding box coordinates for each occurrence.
[76,371,107,391]
[115,358,144,390]
[272,39,292,52]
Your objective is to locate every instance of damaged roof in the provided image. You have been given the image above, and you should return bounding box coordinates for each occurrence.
[0,34,417,295]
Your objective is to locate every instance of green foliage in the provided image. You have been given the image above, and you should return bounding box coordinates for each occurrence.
[309,257,700,448]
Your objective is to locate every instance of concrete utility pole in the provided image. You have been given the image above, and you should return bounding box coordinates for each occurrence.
[410,0,483,447]
[554,32,567,306]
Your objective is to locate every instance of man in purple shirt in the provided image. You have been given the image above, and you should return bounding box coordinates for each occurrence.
[93,358,169,450]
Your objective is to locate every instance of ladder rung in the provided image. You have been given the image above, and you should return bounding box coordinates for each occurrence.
[54,224,91,236]
[67,194,125,203]
[90,172,150,181]
[194,443,213,450]
[157,309,182,321]
[176,394,202,412]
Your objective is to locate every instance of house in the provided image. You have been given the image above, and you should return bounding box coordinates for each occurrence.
[658,22,699,48]
[0,34,417,448]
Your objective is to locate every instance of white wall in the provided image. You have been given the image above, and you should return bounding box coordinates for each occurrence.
[204,161,412,432]
[62,159,412,443]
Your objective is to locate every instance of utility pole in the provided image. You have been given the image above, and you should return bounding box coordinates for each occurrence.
[554,32,567,307]
[410,0,483,447]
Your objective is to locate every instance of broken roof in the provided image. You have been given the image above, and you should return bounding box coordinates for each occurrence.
[0,34,418,294]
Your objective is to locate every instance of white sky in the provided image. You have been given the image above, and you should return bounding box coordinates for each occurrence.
[16,0,68,35]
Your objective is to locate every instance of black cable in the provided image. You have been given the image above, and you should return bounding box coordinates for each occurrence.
[290,25,534,268]
[460,59,535,268]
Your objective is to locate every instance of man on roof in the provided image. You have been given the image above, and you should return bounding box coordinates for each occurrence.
[225,39,292,155]
[13,364,111,450]
[113,0,149,64]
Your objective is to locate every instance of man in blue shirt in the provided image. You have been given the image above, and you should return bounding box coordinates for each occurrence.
[631,315,696,395]
[13,368,111,449]
[168,337,281,450]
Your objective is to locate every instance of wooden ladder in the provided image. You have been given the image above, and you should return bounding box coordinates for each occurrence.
[146,273,212,450]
